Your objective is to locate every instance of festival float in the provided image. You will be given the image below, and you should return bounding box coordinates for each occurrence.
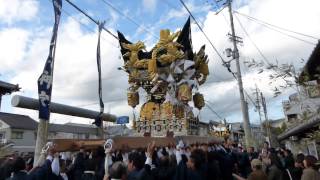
[117,18,210,137]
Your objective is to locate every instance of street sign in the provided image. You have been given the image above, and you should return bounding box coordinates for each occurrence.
[116,116,129,124]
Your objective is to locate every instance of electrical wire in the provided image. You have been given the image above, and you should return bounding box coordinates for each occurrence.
[234,14,271,65]
[204,100,225,122]
[179,0,258,108]
[48,0,122,92]
[234,11,317,45]
[234,11,320,40]
[179,0,228,66]
[77,98,127,107]
[59,0,259,113]
[233,13,320,113]
[100,0,159,40]
[64,0,118,39]
[56,3,116,46]
[234,13,300,92]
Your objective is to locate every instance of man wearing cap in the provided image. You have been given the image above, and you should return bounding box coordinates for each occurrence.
[233,159,268,180]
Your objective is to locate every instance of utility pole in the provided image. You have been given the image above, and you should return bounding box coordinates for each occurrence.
[254,84,264,140]
[227,0,253,147]
[261,92,272,146]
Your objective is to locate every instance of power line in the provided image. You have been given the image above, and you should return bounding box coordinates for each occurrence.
[234,11,320,40]
[64,0,118,39]
[100,0,159,40]
[233,13,319,112]
[204,100,225,122]
[234,14,271,65]
[179,0,228,66]
[60,0,258,113]
[234,13,301,92]
[164,0,232,85]
[77,98,126,107]
[56,3,116,46]
[234,11,317,45]
[53,73,121,90]
[179,0,257,109]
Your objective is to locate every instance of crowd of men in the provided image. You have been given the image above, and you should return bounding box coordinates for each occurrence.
[0,141,319,180]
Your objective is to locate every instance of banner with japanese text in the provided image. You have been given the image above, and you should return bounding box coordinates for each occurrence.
[37,0,62,120]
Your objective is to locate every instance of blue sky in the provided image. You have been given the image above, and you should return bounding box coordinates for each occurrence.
[0,0,320,125]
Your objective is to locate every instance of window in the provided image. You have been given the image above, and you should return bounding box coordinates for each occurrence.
[11,131,23,139]
[85,134,89,139]
[0,132,5,139]
[287,114,297,122]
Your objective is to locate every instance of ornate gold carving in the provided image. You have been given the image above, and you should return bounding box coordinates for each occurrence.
[140,102,159,120]
[177,83,192,102]
[127,91,139,108]
[193,93,205,110]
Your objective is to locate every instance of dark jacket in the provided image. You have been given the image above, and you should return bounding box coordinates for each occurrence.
[186,169,203,180]
[267,165,283,180]
[152,166,175,180]
[206,159,221,180]
[174,157,188,180]
[9,171,30,180]
[127,164,154,180]
[291,166,303,180]
[284,155,295,169]
[249,152,259,161]
[219,153,234,180]
[29,159,63,180]
[127,170,140,180]
[238,152,251,178]
[81,172,98,180]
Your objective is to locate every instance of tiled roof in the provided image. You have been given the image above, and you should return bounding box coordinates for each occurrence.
[0,112,37,130]
[0,80,20,94]
[0,112,98,134]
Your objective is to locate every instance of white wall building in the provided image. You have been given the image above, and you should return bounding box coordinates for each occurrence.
[0,112,131,153]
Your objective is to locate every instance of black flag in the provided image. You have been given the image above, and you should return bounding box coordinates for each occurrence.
[177,17,193,60]
[117,31,152,62]
[93,21,105,127]
[37,0,62,120]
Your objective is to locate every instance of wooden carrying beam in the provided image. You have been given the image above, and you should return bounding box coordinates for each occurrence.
[51,136,223,152]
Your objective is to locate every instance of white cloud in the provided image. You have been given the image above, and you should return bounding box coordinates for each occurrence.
[0,0,39,25]
[3,0,320,125]
[161,0,211,24]
[190,0,320,122]
[0,28,30,72]
[142,0,157,13]
[7,16,125,124]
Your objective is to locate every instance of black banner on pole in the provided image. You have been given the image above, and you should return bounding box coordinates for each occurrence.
[93,21,105,127]
[37,0,62,120]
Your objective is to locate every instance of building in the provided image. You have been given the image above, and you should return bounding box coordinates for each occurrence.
[261,118,285,148]
[198,121,210,136]
[228,122,264,147]
[278,41,320,158]
[0,112,130,152]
